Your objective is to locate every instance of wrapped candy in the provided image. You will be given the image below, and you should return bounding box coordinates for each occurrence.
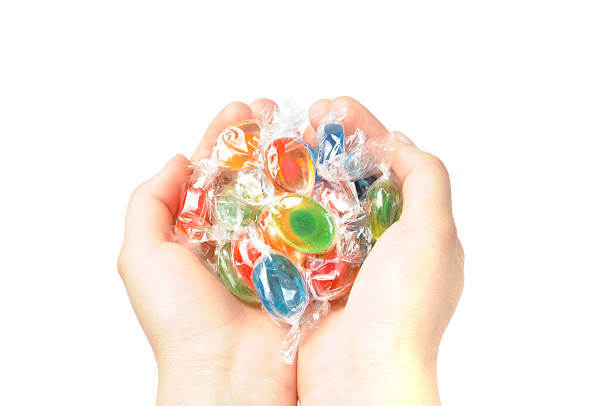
[174,102,403,363]
[231,227,264,290]
[264,137,315,194]
[213,119,262,170]
[217,241,259,303]
[316,121,345,166]
[253,253,309,321]
[268,194,336,253]
[366,177,403,240]
[211,182,259,235]
[176,159,221,243]
[234,169,274,205]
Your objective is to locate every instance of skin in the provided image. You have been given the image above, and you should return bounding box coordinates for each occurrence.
[298,97,464,405]
[118,97,464,405]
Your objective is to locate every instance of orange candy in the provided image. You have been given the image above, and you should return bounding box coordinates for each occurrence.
[213,119,261,171]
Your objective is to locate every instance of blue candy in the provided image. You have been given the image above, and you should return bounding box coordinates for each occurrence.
[253,254,309,321]
[354,175,379,200]
[317,122,345,165]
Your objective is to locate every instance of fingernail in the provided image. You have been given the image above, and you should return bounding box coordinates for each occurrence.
[392,131,414,145]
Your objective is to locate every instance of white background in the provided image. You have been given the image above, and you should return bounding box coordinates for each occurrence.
[1,0,611,404]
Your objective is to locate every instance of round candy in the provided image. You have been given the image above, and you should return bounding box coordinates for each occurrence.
[270,195,336,253]
[213,119,261,171]
[264,137,315,194]
[235,169,274,205]
[231,230,264,290]
[306,247,360,301]
[217,242,259,302]
[367,178,402,240]
[253,253,309,321]
[212,184,257,233]
[312,180,362,222]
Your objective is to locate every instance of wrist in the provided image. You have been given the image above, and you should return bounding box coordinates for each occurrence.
[351,351,440,405]
[157,362,226,406]
[299,339,440,406]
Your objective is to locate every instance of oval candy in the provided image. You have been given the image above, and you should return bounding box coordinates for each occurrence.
[235,169,274,205]
[264,137,315,194]
[212,184,257,233]
[231,230,264,290]
[317,122,345,166]
[258,207,306,266]
[217,242,259,302]
[306,231,362,300]
[367,178,402,240]
[213,119,261,171]
[312,180,362,222]
[253,253,309,321]
[271,195,336,253]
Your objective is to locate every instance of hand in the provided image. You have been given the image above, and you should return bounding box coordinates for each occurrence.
[118,99,298,405]
[297,97,464,405]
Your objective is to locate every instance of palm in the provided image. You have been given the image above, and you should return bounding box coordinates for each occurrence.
[120,99,298,405]
[157,243,296,400]
[296,97,463,404]
[297,225,414,396]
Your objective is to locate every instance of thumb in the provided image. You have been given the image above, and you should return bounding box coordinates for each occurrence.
[388,132,455,234]
[122,154,191,250]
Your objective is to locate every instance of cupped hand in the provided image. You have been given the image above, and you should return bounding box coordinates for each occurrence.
[297,97,464,406]
[118,99,298,406]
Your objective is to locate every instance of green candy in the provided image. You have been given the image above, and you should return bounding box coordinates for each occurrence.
[272,195,336,253]
[217,242,259,303]
[367,178,402,240]
[214,186,257,232]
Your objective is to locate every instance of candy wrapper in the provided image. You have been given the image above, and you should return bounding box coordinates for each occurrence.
[174,102,403,363]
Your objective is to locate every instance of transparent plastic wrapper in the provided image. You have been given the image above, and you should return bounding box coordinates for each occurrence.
[316,126,389,182]
[212,119,262,171]
[261,103,316,195]
[172,102,404,364]
[176,159,223,243]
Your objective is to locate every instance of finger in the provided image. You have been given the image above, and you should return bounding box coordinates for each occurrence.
[308,98,331,127]
[308,97,453,228]
[123,154,191,248]
[191,102,253,161]
[308,96,387,140]
[389,133,454,229]
[249,98,277,123]
[302,124,317,147]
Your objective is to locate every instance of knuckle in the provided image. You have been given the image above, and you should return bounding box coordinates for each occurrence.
[117,247,128,279]
[421,153,449,178]
[129,181,149,204]
[457,238,466,266]
[428,219,458,249]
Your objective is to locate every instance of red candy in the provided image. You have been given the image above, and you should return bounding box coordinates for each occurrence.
[306,239,361,300]
[231,230,264,290]
[177,182,214,242]
[264,137,315,194]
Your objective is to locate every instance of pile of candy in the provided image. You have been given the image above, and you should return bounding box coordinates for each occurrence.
[175,105,403,362]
